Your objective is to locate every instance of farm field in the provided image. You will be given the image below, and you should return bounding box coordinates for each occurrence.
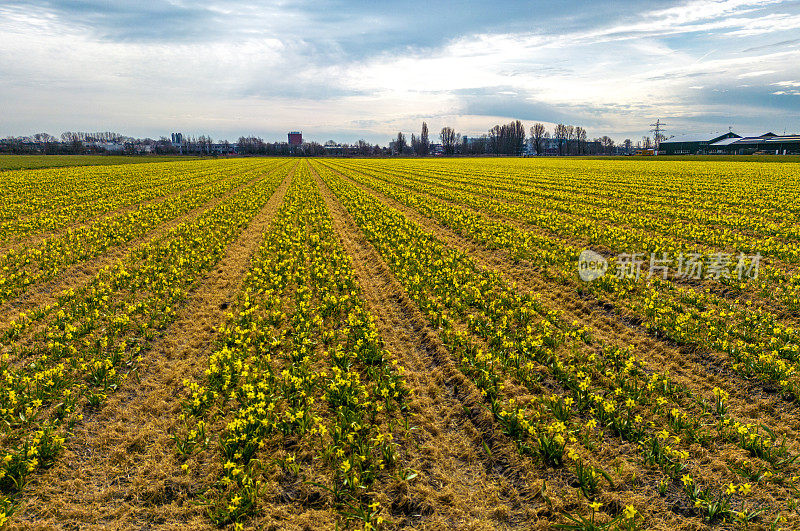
[0,155,199,172]
[0,157,799,529]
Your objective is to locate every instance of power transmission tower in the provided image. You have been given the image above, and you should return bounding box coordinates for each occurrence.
[650,119,666,151]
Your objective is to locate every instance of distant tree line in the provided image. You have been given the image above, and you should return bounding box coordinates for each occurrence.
[391,121,633,156]
[1,121,641,157]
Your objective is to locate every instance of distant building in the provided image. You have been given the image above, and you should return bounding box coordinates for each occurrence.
[708,133,800,155]
[532,137,561,155]
[660,131,740,155]
[288,132,302,146]
[210,143,236,155]
[125,142,152,154]
[171,133,183,145]
[87,141,124,152]
[323,140,344,155]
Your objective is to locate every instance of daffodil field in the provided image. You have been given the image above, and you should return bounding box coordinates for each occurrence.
[1,155,800,529]
[179,164,409,527]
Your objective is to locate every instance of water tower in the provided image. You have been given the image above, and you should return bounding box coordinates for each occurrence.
[288,132,302,146]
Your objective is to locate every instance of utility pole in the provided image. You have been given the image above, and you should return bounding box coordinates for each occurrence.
[650,119,666,151]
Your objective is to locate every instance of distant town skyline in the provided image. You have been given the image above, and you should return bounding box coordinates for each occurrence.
[2,0,800,144]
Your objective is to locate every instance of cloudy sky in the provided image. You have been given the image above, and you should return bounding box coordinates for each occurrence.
[1,0,800,144]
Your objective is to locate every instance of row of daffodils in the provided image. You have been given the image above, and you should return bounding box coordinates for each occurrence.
[315,158,800,529]
[0,159,292,522]
[179,164,408,529]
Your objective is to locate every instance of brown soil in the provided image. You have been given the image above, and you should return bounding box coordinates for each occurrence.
[13,164,296,530]
[314,168,549,529]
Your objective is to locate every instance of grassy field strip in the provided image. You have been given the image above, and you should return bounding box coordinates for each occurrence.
[0,161,292,519]
[0,155,199,172]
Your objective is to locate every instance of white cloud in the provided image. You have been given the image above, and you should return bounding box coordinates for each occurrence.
[723,13,800,35]
[739,70,776,78]
[1,0,799,142]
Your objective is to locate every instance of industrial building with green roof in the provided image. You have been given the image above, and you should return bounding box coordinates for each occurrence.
[659,132,740,155]
[661,131,800,155]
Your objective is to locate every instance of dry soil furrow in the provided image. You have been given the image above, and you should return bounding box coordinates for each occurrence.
[0,162,288,339]
[14,165,296,530]
[313,168,559,529]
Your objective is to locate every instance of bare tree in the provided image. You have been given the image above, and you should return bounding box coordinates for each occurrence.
[410,133,419,155]
[33,132,56,143]
[574,126,587,155]
[553,124,568,155]
[197,135,213,154]
[487,121,526,155]
[394,132,407,155]
[33,133,57,154]
[464,134,488,154]
[600,136,615,154]
[530,123,546,155]
[420,122,430,156]
[565,125,575,155]
[509,120,526,155]
[355,139,371,156]
[488,125,501,154]
[440,127,456,155]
